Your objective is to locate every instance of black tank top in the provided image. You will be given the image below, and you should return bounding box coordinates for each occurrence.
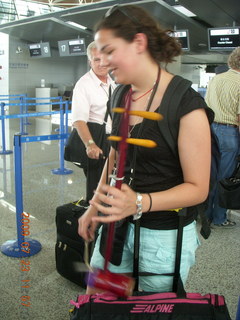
[111,87,212,229]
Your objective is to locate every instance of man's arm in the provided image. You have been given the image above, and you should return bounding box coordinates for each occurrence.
[73,120,103,159]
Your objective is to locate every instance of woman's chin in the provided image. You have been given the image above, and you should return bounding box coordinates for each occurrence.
[113,76,129,85]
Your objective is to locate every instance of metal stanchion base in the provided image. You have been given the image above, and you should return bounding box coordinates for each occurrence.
[51,168,73,175]
[1,239,42,258]
[0,150,13,155]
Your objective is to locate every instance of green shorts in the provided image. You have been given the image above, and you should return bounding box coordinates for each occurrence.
[90,221,200,292]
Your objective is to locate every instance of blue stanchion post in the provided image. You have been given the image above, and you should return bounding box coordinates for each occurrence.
[0,102,13,155]
[2,156,8,197]
[54,101,60,132]
[23,94,31,125]
[1,134,42,258]
[19,97,28,135]
[51,97,73,175]
[64,100,70,136]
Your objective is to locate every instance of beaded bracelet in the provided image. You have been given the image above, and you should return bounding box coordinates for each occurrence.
[133,192,142,220]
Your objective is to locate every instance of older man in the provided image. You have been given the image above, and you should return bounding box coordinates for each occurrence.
[205,47,240,228]
[71,41,116,206]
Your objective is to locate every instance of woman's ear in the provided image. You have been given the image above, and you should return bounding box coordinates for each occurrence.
[134,33,148,53]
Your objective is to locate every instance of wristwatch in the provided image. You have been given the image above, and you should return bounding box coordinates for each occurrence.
[85,139,95,148]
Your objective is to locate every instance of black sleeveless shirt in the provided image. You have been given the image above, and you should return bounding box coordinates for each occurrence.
[111,87,213,230]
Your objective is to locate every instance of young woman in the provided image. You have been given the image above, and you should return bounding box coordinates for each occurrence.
[78,4,212,294]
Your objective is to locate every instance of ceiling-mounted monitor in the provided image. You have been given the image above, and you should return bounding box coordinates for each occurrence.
[208,27,240,51]
[58,38,86,57]
[169,30,190,51]
[28,42,51,58]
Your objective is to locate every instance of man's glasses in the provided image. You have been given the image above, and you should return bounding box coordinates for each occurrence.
[104,4,141,27]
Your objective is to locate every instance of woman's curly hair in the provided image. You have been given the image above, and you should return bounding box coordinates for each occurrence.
[94,5,182,64]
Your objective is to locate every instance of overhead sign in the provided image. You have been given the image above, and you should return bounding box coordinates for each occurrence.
[171,30,190,51]
[208,27,240,51]
[58,38,86,57]
[28,42,51,58]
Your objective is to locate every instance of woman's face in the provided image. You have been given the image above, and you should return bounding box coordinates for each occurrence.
[95,29,139,84]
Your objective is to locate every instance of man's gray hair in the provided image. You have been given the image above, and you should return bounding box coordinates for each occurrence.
[228,47,240,70]
[87,41,97,61]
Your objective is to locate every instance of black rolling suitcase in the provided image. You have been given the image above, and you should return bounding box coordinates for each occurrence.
[55,200,94,288]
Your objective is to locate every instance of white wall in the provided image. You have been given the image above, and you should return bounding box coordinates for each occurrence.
[0,32,9,95]
[164,55,204,89]
[180,52,229,88]
[165,55,182,75]
[9,36,88,97]
[180,63,202,86]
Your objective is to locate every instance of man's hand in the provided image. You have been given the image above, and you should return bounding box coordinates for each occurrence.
[86,143,103,159]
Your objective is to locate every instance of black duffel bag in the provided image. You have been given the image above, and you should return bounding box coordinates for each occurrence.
[219,155,240,209]
[64,122,109,170]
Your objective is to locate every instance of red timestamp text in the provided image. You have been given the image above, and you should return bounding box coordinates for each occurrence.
[20,212,31,309]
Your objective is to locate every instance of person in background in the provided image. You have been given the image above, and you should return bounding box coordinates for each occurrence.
[71,41,116,207]
[214,64,229,75]
[205,46,240,228]
[78,4,212,294]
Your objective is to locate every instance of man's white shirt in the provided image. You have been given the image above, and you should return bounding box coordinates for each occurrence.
[71,69,116,134]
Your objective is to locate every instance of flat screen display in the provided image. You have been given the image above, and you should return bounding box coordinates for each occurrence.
[173,30,190,51]
[29,44,41,57]
[208,27,240,50]
[69,39,85,54]
[58,38,86,57]
[169,30,190,51]
[28,42,51,58]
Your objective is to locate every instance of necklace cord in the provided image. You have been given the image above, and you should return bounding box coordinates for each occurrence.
[129,66,161,135]
[131,87,153,102]
[130,65,161,183]
[130,66,161,286]
[130,66,161,105]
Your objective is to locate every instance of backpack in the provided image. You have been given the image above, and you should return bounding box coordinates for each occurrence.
[110,76,220,239]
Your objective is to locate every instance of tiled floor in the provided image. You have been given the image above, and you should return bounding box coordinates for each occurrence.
[1,117,240,319]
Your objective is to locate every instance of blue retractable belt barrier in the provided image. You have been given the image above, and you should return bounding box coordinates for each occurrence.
[0,131,71,258]
[0,97,72,175]
[1,97,74,257]
[1,134,42,257]
[19,96,28,135]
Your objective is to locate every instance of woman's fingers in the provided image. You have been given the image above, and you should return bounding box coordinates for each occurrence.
[92,214,123,223]
[87,220,98,241]
[78,212,98,241]
[78,218,89,240]
[89,198,122,217]
[90,183,136,222]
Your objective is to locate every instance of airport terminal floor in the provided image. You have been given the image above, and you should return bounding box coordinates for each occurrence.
[1,117,240,320]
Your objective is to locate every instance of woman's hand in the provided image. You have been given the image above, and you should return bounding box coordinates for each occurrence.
[90,183,137,223]
[78,207,99,241]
